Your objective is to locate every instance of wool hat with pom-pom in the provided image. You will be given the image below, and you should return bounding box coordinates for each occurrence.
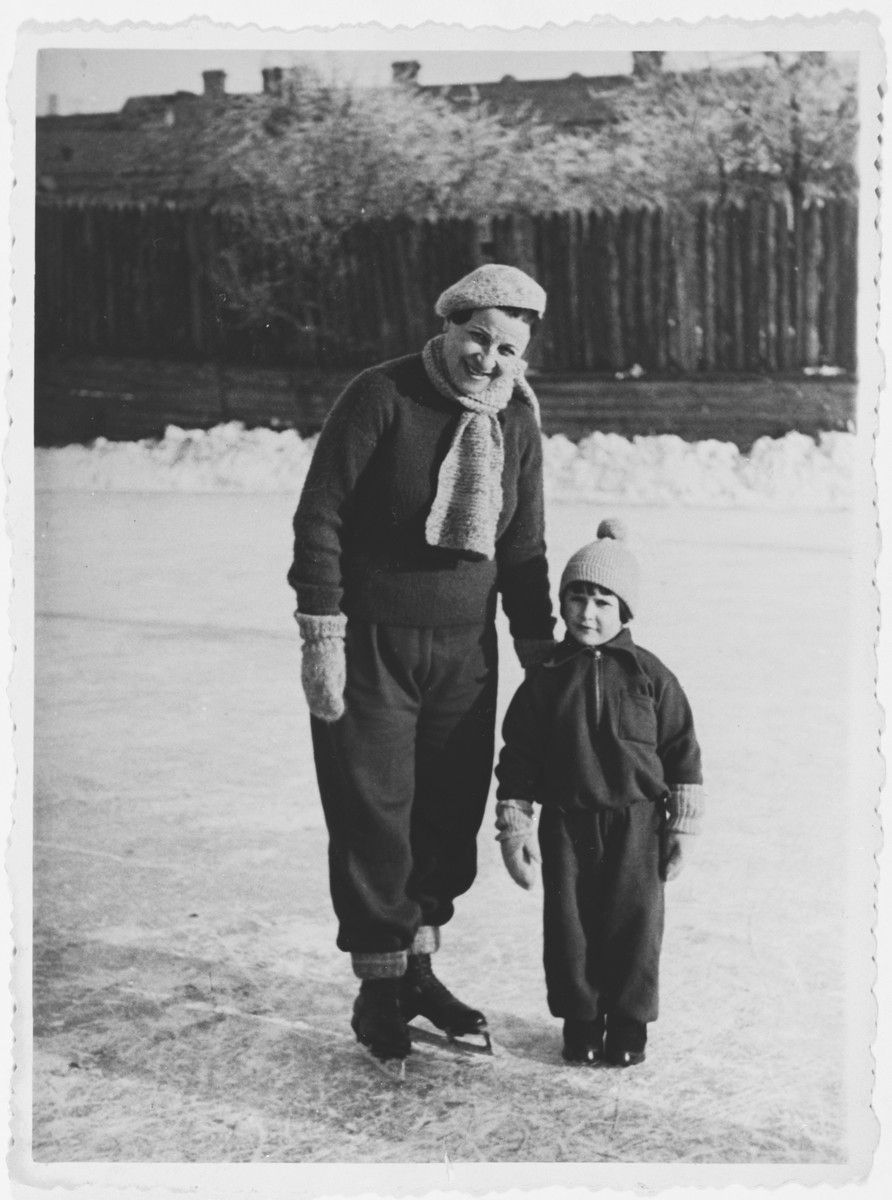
[559,518,641,616]
[435,264,547,319]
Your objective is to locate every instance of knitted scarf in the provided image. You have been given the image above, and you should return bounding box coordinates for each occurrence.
[422,334,541,559]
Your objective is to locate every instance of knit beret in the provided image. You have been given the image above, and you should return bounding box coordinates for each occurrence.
[435,264,547,319]
[559,518,641,617]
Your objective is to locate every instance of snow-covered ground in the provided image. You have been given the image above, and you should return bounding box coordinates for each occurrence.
[27,424,876,1175]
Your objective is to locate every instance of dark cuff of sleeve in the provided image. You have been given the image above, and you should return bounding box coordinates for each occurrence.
[293,582,344,617]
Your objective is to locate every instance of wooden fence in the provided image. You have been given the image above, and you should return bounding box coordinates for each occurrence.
[35,354,855,449]
[35,196,857,376]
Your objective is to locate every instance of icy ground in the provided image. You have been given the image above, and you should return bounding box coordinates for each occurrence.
[28,425,874,1168]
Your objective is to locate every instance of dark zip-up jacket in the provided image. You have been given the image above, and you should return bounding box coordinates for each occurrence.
[288,352,555,639]
[496,628,702,811]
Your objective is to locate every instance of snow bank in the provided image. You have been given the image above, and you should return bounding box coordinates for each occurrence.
[543,429,853,508]
[35,422,854,508]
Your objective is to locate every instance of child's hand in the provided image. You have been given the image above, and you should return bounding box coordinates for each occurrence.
[659,830,689,881]
[495,799,540,890]
[500,833,541,890]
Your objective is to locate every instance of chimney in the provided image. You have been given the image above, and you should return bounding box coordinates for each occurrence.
[632,51,664,80]
[391,60,421,85]
[202,70,227,99]
[262,66,284,97]
[47,92,59,116]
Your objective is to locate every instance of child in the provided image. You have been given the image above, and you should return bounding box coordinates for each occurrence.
[494,519,704,1067]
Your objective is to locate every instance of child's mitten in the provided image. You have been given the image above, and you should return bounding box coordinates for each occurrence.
[294,612,348,722]
[659,830,690,881]
[660,783,705,881]
[495,799,540,890]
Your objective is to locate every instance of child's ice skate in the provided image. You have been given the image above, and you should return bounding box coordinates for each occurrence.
[603,1015,647,1067]
[561,1016,605,1065]
[401,953,493,1055]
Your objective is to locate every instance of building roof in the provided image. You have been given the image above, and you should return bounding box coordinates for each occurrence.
[36,87,260,200]
[421,72,631,129]
[33,55,687,200]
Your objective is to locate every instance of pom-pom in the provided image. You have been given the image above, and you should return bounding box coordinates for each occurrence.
[597,517,628,541]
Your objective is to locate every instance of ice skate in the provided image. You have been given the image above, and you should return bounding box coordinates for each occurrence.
[351,978,412,1079]
[401,953,493,1055]
[561,1016,605,1065]
[603,1015,647,1067]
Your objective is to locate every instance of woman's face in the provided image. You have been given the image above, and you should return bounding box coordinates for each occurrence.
[441,307,532,396]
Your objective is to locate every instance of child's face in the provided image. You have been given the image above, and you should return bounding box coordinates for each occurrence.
[562,582,623,647]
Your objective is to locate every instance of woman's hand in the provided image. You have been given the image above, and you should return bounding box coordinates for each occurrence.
[514,638,558,675]
[294,612,348,722]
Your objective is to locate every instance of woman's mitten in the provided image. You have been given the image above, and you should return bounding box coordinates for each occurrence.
[495,799,540,890]
[294,612,348,722]
[514,638,558,675]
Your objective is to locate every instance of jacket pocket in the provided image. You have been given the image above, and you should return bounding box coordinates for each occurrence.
[618,692,658,744]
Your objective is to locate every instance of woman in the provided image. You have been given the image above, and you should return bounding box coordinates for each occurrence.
[288,264,556,1064]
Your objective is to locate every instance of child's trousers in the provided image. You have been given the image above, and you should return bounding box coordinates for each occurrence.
[310,621,498,957]
[539,800,665,1024]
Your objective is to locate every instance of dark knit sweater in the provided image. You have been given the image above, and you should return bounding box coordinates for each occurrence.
[496,629,703,811]
[288,353,556,637]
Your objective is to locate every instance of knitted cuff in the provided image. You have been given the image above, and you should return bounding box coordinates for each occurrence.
[495,799,536,842]
[294,611,347,642]
[665,783,705,835]
[514,638,558,669]
[409,925,441,955]
[351,950,408,980]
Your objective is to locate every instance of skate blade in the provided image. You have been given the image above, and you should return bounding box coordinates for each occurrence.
[356,1043,408,1082]
[448,1028,493,1056]
[410,1023,494,1056]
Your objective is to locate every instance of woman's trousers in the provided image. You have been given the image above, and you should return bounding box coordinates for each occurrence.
[310,621,498,958]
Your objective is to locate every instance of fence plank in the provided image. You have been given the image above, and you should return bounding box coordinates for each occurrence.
[633,208,651,370]
[555,211,574,370]
[836,200,858,371]
[650,207,668,372]
[743,200,760,371]
[820,200,840,366]
[802,203,823,366]
[581,211,603,370]
[700,203,717,371]
[713,205,729,370]
[576,212,596,371]
[618,207,636,368]
[793,201,806,364]
[602,209,624,370]
[730,205,747,372]
[776,202,794,371]
[764,200,779,371]
[566,210,585,370]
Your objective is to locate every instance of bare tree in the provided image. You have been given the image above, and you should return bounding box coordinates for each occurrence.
[604,52,857,207]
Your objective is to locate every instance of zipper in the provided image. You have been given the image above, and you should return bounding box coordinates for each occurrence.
[594,648,602,726]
